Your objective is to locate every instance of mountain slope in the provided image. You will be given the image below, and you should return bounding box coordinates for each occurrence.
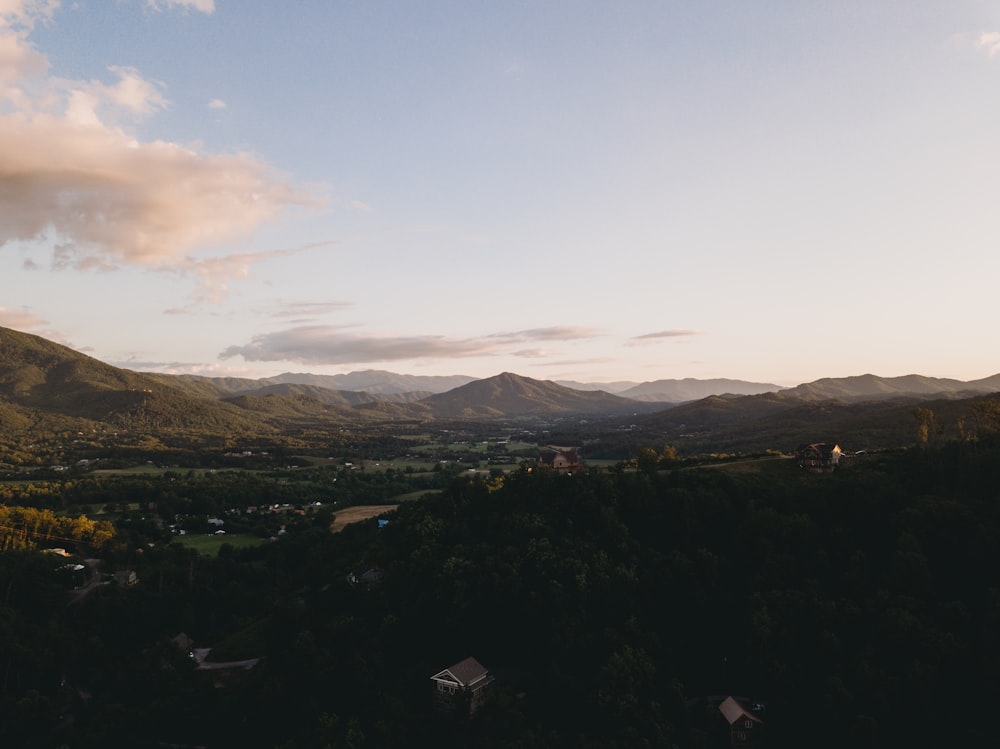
[419,372,654,418]
[780,373,1000,402]
[0,327,269,433]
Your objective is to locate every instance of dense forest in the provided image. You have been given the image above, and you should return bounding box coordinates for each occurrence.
[1,437,999,747]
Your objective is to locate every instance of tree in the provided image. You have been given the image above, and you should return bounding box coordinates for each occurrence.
[913,407,935,447]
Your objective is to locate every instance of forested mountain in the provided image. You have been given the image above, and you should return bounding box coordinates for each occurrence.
[779,372,1000,401]
[626,389,1000,454]
[418,372,659,418]
[0,326,266,434]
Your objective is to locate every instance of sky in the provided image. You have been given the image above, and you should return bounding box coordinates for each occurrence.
[2,0,1000,387]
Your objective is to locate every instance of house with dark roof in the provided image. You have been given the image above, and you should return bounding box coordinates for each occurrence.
[719,696,765,746]
[796,442,842,473]
[430,657,495,714]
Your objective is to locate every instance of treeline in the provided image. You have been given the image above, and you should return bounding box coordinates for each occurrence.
[0,505,114,551]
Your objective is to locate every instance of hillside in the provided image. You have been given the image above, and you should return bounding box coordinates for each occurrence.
[418,372,657,418]
[628,389,1000,454]
[780,372,1000,402]
[0,327,271,435]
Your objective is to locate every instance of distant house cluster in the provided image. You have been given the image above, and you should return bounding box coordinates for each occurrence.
[796,442,842,473]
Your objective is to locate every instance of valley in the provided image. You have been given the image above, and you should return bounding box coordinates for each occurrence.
[1,324,1000,748]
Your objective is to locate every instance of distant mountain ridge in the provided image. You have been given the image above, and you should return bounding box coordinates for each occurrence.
[2,326,999,446]
[177,370,477,396]
[779,373,1000,402]
[542,377,785,400]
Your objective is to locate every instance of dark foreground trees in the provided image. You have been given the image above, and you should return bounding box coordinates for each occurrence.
[2,440,1000,747]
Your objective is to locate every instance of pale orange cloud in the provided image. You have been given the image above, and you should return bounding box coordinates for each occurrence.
[0,305,47,331]
[976,31,1000,57]
[0,0,316,278]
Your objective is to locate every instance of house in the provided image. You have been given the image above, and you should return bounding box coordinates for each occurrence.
[537,446,582,472]
[796,442,842,473]
[719,696,765,746]
[114,570,138,588]
[191,647,261,688]
[431,657,495,715]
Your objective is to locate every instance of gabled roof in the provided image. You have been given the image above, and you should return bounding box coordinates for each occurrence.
[796,442,841,457]
[719,696,764,726]
[431,656,490,687]
[538,446,580,465]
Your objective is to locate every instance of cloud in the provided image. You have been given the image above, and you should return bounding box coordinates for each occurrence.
[219,324,599,366]
[0,1,54,85]
[145,0,215,14]
[270,301,354,318]
[160,240,339,306]
[0,1,57,30]
[0,305,48,331]
[488,326,601,343]
[208,98,226,109]
[220,326,501,366]
[108,357,256,377]
[0,2,316,277]
[976,31,1000,57]
[627,329,701,347]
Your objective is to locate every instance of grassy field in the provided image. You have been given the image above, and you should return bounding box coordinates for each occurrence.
[174,533,268,556]
[694,455,795,474]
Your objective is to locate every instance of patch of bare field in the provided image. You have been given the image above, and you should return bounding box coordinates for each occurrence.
[329,504,398,533]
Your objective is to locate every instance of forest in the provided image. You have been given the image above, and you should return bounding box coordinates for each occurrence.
[0,434,998,748]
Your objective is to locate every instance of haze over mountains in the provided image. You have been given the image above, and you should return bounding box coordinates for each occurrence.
[2,325,999,450]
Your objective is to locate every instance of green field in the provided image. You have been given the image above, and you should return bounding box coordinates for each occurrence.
[174,533,268,556]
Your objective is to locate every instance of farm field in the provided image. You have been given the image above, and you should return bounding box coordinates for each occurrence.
[174,533,269,556]
[329,504,399,533]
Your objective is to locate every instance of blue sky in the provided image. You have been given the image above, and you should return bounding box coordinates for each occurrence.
[2,0,999,386]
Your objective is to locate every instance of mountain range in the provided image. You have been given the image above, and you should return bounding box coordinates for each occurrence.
[2,325,999,451]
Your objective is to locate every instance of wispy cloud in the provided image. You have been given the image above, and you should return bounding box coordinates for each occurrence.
[488,326,601,343]
[145,0,215,14]
[218,324,599,366]
[627,329,700,347]
[975,31,1000,57]
[270,301,354,319]
[0,1,315,279]
[109,357,255,377]
[161,240,339,307]
[208,98,226,109]
[220,327,495,365]
[0,306,48,332]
